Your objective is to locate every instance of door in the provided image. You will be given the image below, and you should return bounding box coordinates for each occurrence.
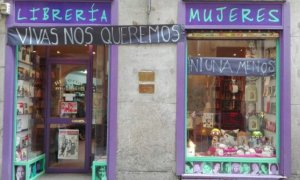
[45,60,92,173]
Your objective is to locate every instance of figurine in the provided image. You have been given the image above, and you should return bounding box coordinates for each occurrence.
[220,129,239,147]
[237,131,249,147]
[210,128,221,147]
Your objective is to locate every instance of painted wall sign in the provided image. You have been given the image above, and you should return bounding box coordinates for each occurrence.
[189,57,276,76]
[186,3,282,26]
[7,25,184,45]
[15,2,111,24]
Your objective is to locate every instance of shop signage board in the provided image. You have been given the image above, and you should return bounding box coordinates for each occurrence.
[186,3,282,26]
[15,1,111,24]
[7,25,184,45]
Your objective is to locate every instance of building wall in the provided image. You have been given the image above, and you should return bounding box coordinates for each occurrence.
[117,0,179,179]
[0,14,6,177]
[290,0,300,179]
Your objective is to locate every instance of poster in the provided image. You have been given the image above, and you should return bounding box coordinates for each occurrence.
[58,129,79,159]
[61,101,77,115]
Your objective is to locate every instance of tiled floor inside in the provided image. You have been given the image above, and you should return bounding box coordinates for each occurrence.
[39,173,91,180]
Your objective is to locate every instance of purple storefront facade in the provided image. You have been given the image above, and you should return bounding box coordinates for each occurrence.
[1,0,118,180]
[176,0,291,179]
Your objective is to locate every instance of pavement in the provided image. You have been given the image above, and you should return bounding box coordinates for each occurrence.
[39,173,92,180]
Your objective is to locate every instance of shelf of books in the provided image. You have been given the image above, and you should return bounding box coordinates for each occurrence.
[14,46,45,180]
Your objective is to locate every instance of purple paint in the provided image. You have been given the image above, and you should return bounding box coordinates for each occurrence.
[15,2,111,24]
[280,2,291,176]
[1,44,15,180]
[176,0,186,176]
[107,0,118,179]
[186,3,282,26]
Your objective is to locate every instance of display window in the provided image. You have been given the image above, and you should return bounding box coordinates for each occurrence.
[185,31,280,175]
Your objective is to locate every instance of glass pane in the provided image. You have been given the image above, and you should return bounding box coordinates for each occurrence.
[16,45,45,161]
[50,64,87,118]
[92,45,108,161]
[48,124,86,169]
[187,38,277,158]
[49,45,90,58]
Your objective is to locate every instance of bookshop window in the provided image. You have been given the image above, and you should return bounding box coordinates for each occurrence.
[186,32,279,159]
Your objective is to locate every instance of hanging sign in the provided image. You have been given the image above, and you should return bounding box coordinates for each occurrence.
[61,102,78,114]
[15,1,111,24]
[189,57,276,76]
[58,129,79,160]
[186,3,282,26]
[7,24,184,45]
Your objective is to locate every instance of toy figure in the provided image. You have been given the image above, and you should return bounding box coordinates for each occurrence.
[220,129,239,147]
[210,128,221,147]
[237,131,249,147]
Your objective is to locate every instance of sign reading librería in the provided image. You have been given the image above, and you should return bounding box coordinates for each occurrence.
[15,2,111,24]
[7,25,184,45]
[189,57,276,76]
[186,3,282,26]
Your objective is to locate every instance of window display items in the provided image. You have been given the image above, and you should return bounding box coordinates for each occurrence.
[187,140,196,156]
[15,165,26,180]
[210,128,221,147]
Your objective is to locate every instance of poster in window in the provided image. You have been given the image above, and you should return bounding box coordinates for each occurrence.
[245,84,257,102]
[202,113,215,128]
[60,101,77,115]
[58,129,79,159]
[248,115,259,131]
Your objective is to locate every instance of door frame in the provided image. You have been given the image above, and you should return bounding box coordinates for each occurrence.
[44,52,93,173]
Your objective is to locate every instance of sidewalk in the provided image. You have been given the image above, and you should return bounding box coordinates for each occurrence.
[39,174,91,180]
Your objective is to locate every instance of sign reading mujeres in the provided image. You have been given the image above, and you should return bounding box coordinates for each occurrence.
[186,3,282,26]
[189,57,276,76]
[7,25,184,45]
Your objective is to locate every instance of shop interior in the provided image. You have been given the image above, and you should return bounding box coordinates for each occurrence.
[186,33,278,159]
[15,45,108,178]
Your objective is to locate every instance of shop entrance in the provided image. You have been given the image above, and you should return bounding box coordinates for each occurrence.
[45,46,93,173]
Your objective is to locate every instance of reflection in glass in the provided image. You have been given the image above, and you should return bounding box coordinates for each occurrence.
[92,45,108,161]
